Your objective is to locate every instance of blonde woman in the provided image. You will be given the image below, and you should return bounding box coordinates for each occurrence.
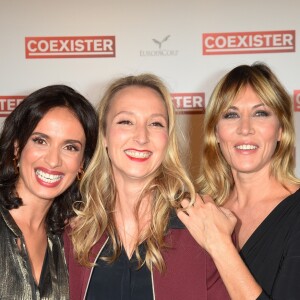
[64,74,229,300]
[178,63,300,299]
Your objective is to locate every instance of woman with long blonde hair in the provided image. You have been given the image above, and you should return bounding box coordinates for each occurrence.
[64,73,229,300]
[178,63,300,300]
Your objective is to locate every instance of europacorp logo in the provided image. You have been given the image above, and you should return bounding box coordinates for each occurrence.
[140,35,179,57]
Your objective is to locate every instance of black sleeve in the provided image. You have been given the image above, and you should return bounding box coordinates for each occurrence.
[257,216,300,300]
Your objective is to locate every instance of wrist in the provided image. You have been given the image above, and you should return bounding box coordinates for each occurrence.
[207,236,236,259]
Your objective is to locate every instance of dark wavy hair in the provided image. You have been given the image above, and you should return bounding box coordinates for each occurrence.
[0,84,98,234]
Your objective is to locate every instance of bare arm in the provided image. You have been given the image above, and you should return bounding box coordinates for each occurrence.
[177,195,262,300]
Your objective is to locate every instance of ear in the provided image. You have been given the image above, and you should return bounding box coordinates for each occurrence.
[215,127,220,143]
[14,141,19,157]
[277,126,282,141]
[79,162,84,170]
[103,136,107,148]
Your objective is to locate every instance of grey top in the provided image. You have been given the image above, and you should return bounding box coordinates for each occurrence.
[0,205,69,300]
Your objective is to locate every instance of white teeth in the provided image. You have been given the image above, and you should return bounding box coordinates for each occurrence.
[125,150,151,158]
[236,144,257,150]
[35,169,63,183]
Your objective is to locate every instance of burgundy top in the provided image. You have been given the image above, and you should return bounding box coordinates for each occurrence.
[64,216,230,300]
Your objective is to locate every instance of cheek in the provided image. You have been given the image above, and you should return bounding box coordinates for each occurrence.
[260,125,281,142]
[156,132,169,151]
[19,146,40,164]
[215,125,231,145]
[106,128,130,148]
[215,127,233,159]
[105,129,129,161]
[65,156,84,173]
[215,122,227,144]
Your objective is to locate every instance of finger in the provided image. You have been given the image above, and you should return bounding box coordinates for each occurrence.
[219,207,230,214]
[177,210,190,224]
[201,194,215,204]
[219,207,233,216]
[180,198,191,209]
[219,207,237,222]
[196,194,205,204]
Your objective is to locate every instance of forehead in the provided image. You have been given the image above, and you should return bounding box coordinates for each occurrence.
[38,106,77,122]
[109,86,167,113]
[34,107,84,133]
[232,85,263,106]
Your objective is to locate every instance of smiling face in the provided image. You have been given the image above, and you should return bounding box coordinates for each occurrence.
[216,85,282,175]
[15,107,86,204]
[104,86,169,184]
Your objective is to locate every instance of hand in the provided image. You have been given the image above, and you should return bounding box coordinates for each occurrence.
[177,194,237,254]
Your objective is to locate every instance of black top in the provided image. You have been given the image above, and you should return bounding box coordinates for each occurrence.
[34,251,48,292]
[240,188,300,300]
[86,213,184,300]
[86,240,153,300]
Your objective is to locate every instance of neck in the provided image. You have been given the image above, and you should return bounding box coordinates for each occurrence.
[114,188,152,223]
[228,169,297,209]
[114,173,151,210]
[9,197,52,231]
[113,181,152,257]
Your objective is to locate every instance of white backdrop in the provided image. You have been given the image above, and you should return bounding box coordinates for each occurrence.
[0,0,299,177]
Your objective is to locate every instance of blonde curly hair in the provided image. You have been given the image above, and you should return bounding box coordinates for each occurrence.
[71,73,195,272]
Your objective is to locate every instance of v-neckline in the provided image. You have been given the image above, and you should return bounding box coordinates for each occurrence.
[239,188,300,254]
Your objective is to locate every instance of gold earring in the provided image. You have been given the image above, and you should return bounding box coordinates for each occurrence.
[77,169,84,181]
[13,157,19,175]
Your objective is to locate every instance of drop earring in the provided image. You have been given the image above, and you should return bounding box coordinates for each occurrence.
[77,169,84,181]
[13,157,19,175]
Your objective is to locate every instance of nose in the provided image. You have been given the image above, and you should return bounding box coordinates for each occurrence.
[44,147,62,168]
[237,116,255,135]
[133,124,149,144]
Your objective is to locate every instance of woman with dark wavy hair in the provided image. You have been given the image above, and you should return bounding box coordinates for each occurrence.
[0,84,98,299]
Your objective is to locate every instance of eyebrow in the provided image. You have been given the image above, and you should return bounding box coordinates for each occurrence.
[229,103,266,110]
[114,111,168,119]
[31,132,84,146]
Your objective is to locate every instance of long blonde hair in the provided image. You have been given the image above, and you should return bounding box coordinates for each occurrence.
[71,73,195,271]
[197,62,299,205]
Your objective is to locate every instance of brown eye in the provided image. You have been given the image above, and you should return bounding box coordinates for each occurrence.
[64,144,80,152]
[32,137,46,144]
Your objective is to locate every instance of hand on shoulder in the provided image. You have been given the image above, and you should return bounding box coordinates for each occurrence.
[177,194,237,254]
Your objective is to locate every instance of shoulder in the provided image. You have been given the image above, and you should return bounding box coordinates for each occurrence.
[276,189,300,253]
[282,188,300,220]
[63,227,108,263]
[166,211,205,254]
[165,220,207,265]
[168,212,186,229]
